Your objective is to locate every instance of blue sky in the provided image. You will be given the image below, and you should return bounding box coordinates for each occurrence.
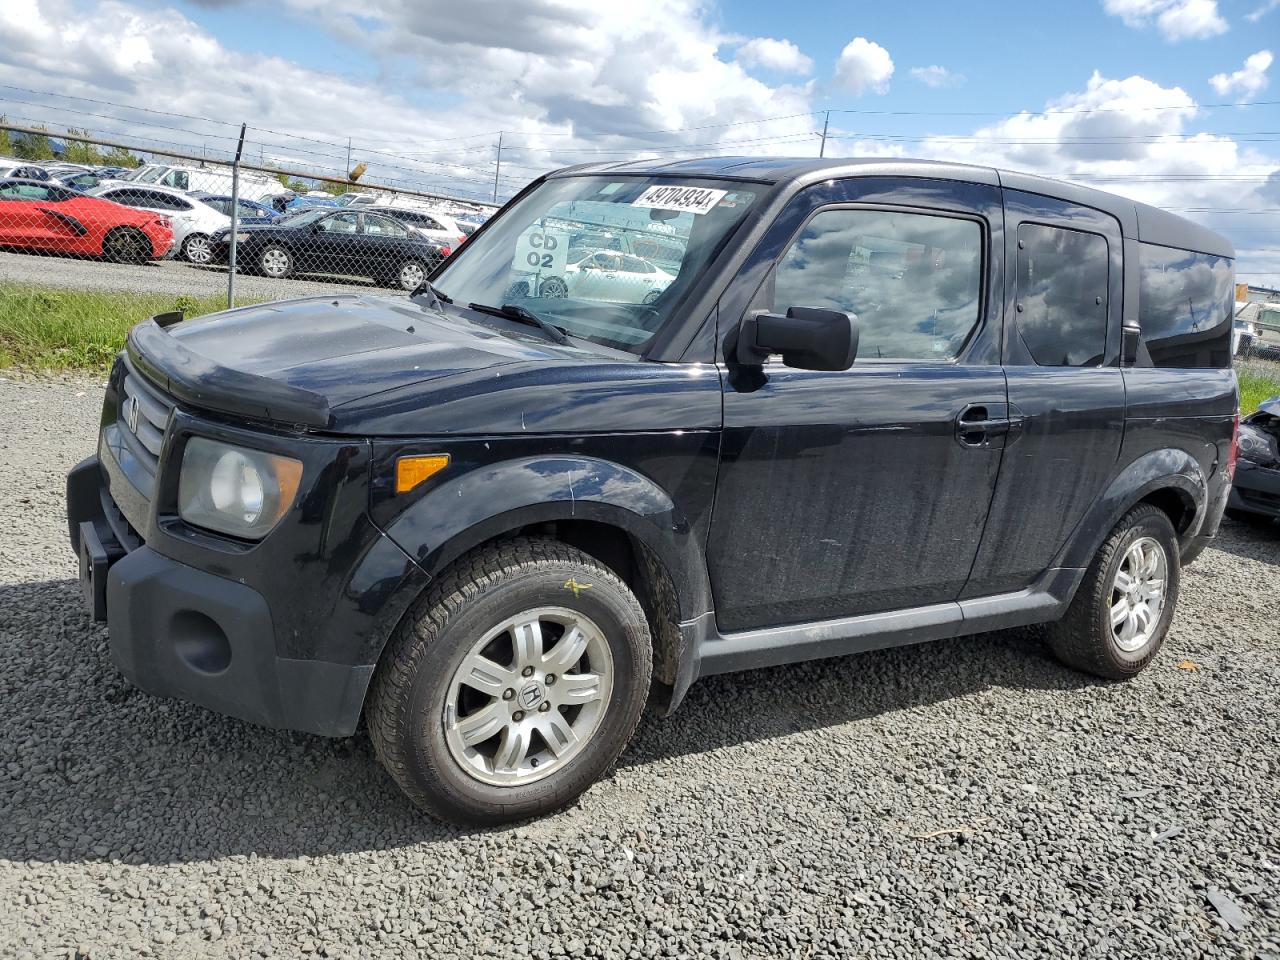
[2,0,1278,281]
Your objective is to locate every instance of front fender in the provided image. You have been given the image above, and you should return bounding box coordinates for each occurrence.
[1054,447,1207,571]
[375,454,714,624]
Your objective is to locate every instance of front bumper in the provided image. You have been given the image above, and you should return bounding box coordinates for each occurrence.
[67,426,427,736]
[1229,461,1280,519]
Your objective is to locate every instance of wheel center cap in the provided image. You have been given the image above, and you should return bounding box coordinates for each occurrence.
[518,680,545,711]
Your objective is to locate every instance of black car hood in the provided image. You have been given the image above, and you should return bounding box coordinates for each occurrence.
[161,293,592,411]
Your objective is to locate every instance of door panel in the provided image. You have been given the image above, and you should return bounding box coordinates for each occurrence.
[708,176,1007,632]
[962,189,1126,597]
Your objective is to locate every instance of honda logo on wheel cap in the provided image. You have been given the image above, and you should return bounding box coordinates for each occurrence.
[519,682,543,709]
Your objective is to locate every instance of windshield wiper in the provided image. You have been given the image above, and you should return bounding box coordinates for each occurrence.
[469,301,570,346]
[409,280,452,314]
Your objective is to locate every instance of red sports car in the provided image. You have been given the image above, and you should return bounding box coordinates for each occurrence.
[0,178,173,263]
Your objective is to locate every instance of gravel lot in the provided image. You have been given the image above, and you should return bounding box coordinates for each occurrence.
[1,375,1278,960]
[0,250,393,300]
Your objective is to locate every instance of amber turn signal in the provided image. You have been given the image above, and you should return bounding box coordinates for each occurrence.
[395,454,450,493]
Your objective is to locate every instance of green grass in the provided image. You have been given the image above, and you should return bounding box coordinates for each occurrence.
[1239,366,1280,416]
[0,285,244,370]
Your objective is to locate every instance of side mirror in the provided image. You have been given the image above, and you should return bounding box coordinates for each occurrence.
[1121,321,1141,367]
[737,307,860,371]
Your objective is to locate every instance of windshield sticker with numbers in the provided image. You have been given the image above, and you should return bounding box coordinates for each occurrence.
[630,185,727,216]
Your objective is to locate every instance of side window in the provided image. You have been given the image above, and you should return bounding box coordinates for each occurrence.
[161,170,190,190]
[237,201,261,218]
[771,207,984,361]
[1138,243,1234,369]
[363,214,409,238]
[1014,223,1109,367]
[0,183,50,200]
[318,212,359,234]
[204,199,229,215]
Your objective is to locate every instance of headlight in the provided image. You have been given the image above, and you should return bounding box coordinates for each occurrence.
[235,232,250,242]
[178,437,303,540]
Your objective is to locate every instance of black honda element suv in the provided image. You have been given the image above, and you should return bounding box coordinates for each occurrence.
[68,159,1239,824]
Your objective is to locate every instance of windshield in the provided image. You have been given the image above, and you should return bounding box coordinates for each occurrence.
[433,175,759,354]
[134,166,166,184]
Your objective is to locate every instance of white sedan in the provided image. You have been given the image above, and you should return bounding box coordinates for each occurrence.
[86,183,230,263]
[550,251,674,304]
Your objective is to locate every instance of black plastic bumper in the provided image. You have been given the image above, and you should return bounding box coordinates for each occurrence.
[66,455,376,736]
[1230,462,1280,519]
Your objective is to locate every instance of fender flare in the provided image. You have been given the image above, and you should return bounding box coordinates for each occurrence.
[379,453,715,625]
[1053,447,1207,571]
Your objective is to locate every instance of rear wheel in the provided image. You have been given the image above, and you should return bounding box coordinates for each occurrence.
[367,538,652,825]
[102,227,150,265]
[1048,503,1179,679]
[396,258,427,291]
[259,243,293,279]
[181,233,213,265]
[539,277,567,298]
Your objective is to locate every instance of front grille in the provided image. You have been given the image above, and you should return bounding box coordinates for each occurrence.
[118,357,176,481]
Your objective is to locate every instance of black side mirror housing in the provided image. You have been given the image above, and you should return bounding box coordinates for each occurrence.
[1121,321,1141,367]
[737,307,860,371]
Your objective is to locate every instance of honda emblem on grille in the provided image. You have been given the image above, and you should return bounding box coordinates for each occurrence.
[126,398,140,434]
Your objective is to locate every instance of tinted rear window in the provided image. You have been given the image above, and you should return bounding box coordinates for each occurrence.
[1138,243,1234,369]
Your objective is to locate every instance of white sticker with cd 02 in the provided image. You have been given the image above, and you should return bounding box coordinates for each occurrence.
[630,185,727,215]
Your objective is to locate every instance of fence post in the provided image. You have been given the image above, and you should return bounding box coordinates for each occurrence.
[227,123,246,310]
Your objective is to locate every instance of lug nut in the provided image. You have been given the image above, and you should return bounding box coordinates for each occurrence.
[545,674,556,685]
[502,688,515,701]
[512,710,524,721]
[539,701,551,712]
[521,666,534,677]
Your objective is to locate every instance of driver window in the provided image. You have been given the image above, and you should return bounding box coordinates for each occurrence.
[772,207,984,361]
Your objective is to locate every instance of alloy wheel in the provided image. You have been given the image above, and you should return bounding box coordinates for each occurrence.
[184,234,213,264]
[443,606,613,786]
[1110,536,1168,652]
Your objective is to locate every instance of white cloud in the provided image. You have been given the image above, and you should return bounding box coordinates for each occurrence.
[909,65,965,88]
[1102,0,1228,40]
[736,37,812,75]
[1245,0,1280,21]
[1209,50,1273,98]
[833,37,893,95]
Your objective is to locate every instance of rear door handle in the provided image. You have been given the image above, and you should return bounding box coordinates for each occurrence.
[956,403,1016,448]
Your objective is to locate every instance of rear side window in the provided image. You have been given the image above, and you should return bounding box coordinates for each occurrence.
[1138,243,1234,368]
[1015,223,1109,367]
[771,207,984,361]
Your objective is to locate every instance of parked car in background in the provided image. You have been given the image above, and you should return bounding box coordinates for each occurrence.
[1228,396,1280,526]
[455,214,487,236]
[369,205,466,250]
[284,194,339,213]
[523,249,674,303]
[334,191,380,207]
[122,163,282,202]
[52,169,107,192]
[0,162,51,181]
[190,193,279,225]
[66,158,1241,826]
[1234,301,1263,356]
[0,177,172,262]
[87,183,229,264]
[210,207,447,289]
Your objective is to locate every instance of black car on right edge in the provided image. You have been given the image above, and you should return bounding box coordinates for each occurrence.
[1229,395,1280,525]
[67,158,1239,825]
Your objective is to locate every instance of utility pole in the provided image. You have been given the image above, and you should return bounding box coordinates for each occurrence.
[345,136,352,178]
[493,131,504,204]
[227,123,246,310]
[819,110,830,158]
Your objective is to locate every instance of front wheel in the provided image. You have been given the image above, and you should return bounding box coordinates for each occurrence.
[367,538,652,825]
[1047,503,1180,679]
[396,258,427,291]
[259,243,293,279]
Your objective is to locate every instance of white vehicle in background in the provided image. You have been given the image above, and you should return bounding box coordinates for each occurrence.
[368,205,467,249]
[118,163,282,202]
[87,183,230,263]
[555,251,675,304]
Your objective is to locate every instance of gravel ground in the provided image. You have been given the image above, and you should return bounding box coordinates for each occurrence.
[1,375,1278,960]
[0,251,394,300]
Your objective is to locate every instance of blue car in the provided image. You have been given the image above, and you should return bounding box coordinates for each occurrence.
[189,193,279,225]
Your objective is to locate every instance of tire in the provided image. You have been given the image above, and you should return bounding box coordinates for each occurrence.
[259,243,293,279]
[539,277,567,298]
[367,537,652,825]
[102,227,150,265]
[396,258,427,291]
[181,233,213,265]
[642,290,660,305]
[1047,503,1180,680]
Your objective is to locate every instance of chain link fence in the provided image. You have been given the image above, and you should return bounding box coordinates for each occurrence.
[0,125,498,367]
